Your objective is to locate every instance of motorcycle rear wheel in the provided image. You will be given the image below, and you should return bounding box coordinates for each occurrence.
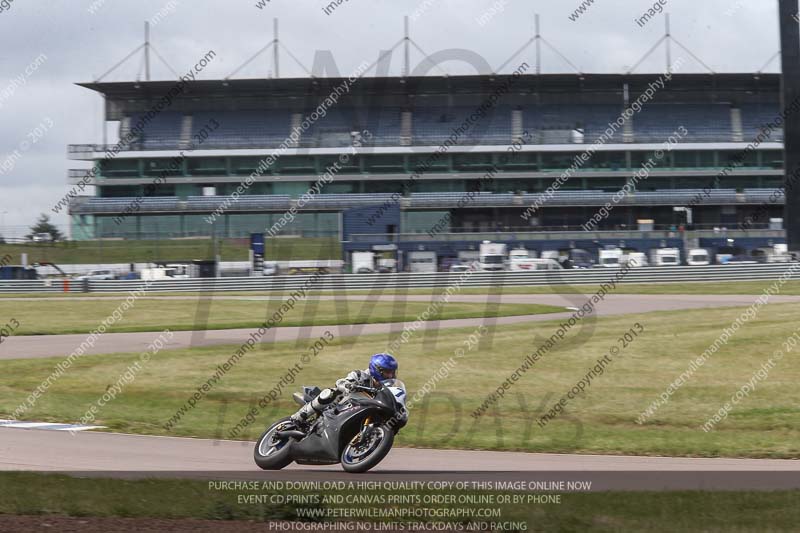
[340,424,394,473]
[254,417,295,470]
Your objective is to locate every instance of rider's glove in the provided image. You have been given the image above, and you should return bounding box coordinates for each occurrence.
[337,381,354,394]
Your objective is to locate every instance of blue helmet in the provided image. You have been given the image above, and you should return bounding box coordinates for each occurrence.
[369,353,398,383]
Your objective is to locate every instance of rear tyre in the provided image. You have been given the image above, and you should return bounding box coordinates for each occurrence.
[340,424,394,473]
[254,417,295,470]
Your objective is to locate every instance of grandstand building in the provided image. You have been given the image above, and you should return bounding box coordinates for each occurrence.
[67,72,790,264]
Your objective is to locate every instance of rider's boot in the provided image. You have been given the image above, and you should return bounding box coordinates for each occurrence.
[290,402,316,431]
[290,388,338,432]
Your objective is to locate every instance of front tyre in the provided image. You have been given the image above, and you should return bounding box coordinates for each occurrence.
[254,417,295,470]
[340,424,394,473]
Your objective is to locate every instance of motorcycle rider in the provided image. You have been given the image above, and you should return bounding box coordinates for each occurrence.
[290,353,398,428]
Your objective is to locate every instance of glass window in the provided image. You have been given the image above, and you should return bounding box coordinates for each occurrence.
[720,150,758,168]
[402,211,449,233]
[481,178,525,194]
[452,153,495,171]
[140,215,182,239]
[276,156,315,175]
[541,152,577,170]
[589,151,627,170]
[364,180,405,194]
[409,154,449,172]
[673,151,698,168]
[586,178,627,191]
[188,158,226,176]
[364,155,405,173]
[100,186,140,197]
[318,155,361,174]
[631,151,669,168]
[499,151,539,171]
[724,176,758,190]
[143,158,183,177]
[762,150,784,169]
[231,157,273,176]
[272,181,311,196]
[414,180,449,193]
[697,151,716,168]
[322,181,356,194]
[227,214,273,238]
[183,215,213,237]
[675,177,706,189]
[96,216,139,238]
[101,159,139,177]
[646,178,672,190]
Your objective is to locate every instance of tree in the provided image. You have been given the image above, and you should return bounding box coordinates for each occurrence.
[27,214,63,242]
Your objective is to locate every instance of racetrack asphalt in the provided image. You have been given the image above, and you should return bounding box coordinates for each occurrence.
[2,428,799,490]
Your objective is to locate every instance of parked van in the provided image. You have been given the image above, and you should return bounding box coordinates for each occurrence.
[621,252,648,268]
[650,248,681,266]
[408,251,437,273]
[686,248,711,266]
[599,248,623,268]
[479,241,507,271]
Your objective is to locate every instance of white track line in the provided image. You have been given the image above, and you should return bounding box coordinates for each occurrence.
[0,420,105,431]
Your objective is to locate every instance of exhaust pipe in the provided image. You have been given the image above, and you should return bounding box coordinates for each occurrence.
[276,430,306,440]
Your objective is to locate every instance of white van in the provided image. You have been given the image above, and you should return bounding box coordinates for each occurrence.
[408,251,437,273]
[687,248,711,266]
[599,248,623,268]
[621,252,648,268]
[650,248,681,266]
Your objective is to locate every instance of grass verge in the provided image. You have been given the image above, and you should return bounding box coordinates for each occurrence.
[0,299,562,335]
[0,237,338,264]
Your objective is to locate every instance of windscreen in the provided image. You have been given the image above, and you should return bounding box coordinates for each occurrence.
[383,379,406,391]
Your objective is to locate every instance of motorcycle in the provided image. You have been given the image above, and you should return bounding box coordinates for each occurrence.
[254,379,408,473]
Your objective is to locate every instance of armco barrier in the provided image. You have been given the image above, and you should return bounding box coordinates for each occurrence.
[1,263,797,293]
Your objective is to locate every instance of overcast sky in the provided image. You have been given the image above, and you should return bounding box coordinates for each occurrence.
[0,0,789,236]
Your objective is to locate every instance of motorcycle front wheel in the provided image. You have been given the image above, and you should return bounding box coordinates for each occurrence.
[254,417,295,470]
[340,423,394,473]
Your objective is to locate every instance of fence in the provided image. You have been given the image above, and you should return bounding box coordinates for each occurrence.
[0,263,797,293]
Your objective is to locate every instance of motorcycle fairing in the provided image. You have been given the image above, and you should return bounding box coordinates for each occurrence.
[291,389,397,465]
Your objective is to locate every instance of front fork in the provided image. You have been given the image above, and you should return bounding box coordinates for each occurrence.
[353,416,374,445]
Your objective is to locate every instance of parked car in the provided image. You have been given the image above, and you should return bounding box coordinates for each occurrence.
[449,261,478,273]
[74,269,115,281]
[31,233,53,243]
[263,261,278,276]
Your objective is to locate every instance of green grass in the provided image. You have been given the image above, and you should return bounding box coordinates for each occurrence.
[3,279,800,299]
[1,473,799,531]
[0,237,338,264]
[2,303,799,458]
[0,299,562,335]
